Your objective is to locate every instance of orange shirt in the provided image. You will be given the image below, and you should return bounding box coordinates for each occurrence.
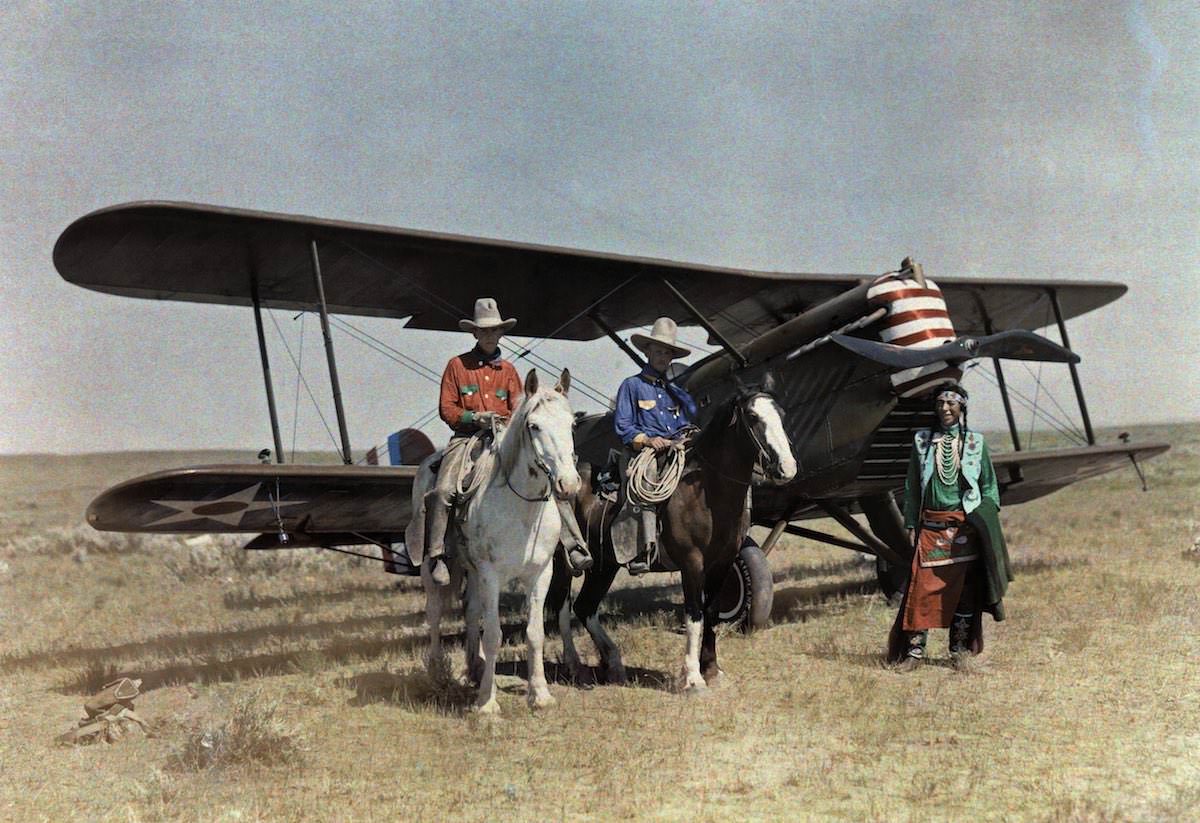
[438,348,523,434]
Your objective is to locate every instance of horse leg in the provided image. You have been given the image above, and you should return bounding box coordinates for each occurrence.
[546,553,583,683]
[462,568,484,687]
[575,557,625,685]
[700,560,734,687]
[421,559,450,686]
[525,560,557,709]
[677,555,708,694]
[473,565,502,715]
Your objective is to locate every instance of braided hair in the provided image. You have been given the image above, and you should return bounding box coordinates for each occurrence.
[934,382,970,469]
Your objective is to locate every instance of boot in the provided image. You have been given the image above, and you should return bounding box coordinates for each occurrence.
[893,631,927,672]
[627,505,657,576]
[424,491,453,587]
[557,498,592,576]
[949,611,974,669]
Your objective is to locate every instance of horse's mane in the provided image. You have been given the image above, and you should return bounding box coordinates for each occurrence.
[496,389,570,478]
[689,393,741,454]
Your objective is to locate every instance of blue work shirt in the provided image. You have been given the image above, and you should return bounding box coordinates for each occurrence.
[613,368,698,446]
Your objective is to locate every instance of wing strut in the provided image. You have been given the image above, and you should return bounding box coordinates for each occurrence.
[310,239,354,464]
[1050,288,1096,445]
[250,267,285,464]
[970,290,1023,469]
[589,312,646,369]
[660,278,749,367]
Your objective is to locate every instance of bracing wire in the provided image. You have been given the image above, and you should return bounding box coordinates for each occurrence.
[340,241,466,325]
[1017,360,1087,442]
[328,315,442,384]
[970,364,1086,444]
[267,309,344,456]
[501,341,613,407]
[1026,358,1044,449]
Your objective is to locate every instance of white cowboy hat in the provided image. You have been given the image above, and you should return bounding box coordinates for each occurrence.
[630,317,691,359]
[458,297,517,333]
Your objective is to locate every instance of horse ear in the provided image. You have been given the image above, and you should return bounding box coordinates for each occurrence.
[524,368,539,395]
[555,368,571,396]
[762,371,776,393]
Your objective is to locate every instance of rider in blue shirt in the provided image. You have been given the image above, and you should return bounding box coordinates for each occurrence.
[614,318,697,449]
[613,317,696,574]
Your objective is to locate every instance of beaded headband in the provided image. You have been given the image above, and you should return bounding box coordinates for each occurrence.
[936,390,966,407]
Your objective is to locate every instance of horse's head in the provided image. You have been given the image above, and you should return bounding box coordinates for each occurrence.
[512,367,582,500]
[734,372,797,483]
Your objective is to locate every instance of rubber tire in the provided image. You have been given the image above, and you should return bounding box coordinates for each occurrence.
[715,538,774,633]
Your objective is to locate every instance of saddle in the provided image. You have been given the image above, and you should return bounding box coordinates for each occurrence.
[606,442,689,567]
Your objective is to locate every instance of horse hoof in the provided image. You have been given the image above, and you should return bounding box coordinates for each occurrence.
[602,665,628,687]
[703,669,725,688]
[473,699,501,716]
[678,673,708,695]
[528,691,557,710]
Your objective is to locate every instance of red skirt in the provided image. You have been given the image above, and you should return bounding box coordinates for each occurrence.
[901,509,978,631]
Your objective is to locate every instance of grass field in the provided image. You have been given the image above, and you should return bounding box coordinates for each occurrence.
[1,425,1197,822]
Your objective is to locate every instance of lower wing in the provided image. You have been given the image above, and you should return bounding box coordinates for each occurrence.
[86,464,417,536]
[992,442,1169,505]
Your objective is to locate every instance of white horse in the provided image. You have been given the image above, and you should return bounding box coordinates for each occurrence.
[415,367,580,714]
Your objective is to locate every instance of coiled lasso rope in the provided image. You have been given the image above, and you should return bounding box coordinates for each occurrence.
[454,425,501,500]
[626,443,687,504]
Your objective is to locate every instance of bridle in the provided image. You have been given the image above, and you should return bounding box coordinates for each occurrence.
[503,417,558,503]
[734,392,784,476]
[692,392,782,486]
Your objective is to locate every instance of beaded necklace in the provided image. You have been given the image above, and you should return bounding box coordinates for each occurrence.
[935,427,961,485]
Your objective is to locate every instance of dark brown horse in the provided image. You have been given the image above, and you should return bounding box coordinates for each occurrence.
[549,381,796,692]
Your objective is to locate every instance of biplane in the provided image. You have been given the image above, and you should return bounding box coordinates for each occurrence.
[55,201,1168,628]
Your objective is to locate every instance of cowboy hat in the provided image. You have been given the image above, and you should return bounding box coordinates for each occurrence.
[458,297,517,333]
[630,317,690,359]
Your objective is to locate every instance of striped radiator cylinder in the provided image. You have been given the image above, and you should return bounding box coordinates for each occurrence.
[867,274,962,397]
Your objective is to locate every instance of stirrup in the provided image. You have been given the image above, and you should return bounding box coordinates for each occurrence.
[564,546,593,576]
[428,556,451,586]
[626,554,652,576]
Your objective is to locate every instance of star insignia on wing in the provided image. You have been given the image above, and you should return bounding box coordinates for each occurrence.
[148,483,307,527]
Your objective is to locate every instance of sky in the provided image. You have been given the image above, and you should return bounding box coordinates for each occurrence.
[1,1,1196,456]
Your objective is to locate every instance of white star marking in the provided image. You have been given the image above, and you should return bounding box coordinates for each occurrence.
[149,483,307,528]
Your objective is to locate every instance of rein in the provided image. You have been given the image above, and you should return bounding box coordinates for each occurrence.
[455,429,494,498]
[690,396,775,486]
[502,421,553,503]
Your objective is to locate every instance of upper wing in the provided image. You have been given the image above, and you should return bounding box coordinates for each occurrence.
[86,464,417,534]
[55,201,1125,343]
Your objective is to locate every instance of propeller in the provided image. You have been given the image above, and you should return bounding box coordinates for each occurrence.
[829,329,1080,369]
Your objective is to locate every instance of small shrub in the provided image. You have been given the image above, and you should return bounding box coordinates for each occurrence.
[168,693,302,772]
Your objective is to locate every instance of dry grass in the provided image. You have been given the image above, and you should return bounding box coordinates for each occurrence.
[0,426,1197,821]
[168,692,302,772]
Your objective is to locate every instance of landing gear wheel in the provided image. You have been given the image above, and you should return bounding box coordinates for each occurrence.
[716,538,774,633]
